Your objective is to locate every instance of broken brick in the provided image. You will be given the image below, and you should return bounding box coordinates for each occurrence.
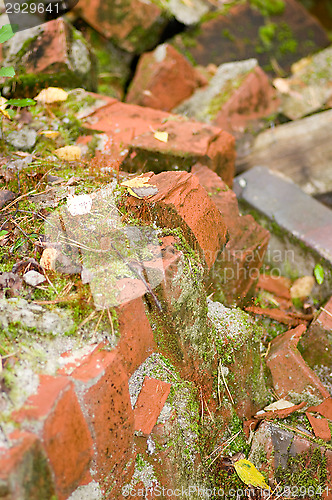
[192,164,269,305]
[266,324,330,401]
[126,43,207,111]
[13,375,93,499]
[134,377,171,435]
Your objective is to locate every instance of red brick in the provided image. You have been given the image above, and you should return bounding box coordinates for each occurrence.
[123,170,227,270]
[74,0,166,53]
[126,44,207,111]
[192,164,269,304]
[300,296,332,369]
[70,349,135,491]
[13,375,93,499]
[116,297,157,377]
[81,100,235,186]
[134,377,171,435]
[1,18,96,91]
[266,324,330,400]
[0,431,56,499]
[214,66,279,134]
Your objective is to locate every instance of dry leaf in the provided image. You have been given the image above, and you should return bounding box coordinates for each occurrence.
[121,175,158,199]
[154,131,168,143]
[35,87,68,104]
[39,130,60,139]
[54,146,82,161]
[290,276,315,299]
[0,97,10,119]
[264,399,295,412]
[234,459,270,490]
[40,248,58,270]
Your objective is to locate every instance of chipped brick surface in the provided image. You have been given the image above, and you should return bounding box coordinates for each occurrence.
[13,375,93,499]
[116,297,157,377]
[0,431,56,500]
[126,44,207,111]
[192,164,269,304]
[70,349,134,491]
[134,377,171,435]
[123,170,227,270]
[82,101,235,186]
[300,296,332,369]
[266,324,330,401]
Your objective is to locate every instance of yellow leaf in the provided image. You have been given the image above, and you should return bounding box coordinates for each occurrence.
[234,459,270,490]
[0,96,10,119]
[154,131,168,143]
[39,130,60,139]
[54,146,82,161]
[35,87,68,104]
[121,175,158,199]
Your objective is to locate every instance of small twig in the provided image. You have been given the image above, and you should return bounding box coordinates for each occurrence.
[92,310,105,338]
[261,341,271,358]
[320,307,332,319]
[219,361,234,405]
[202,392,214,422]
[33,294,80,305]
[206,431,241,468]
[0,189,37,212]
[107,308,115,340]
[78,310,96,330]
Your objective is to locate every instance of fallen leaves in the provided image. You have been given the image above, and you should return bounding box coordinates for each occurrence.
[35,87,68,104]
[233,459,270,490]
[54,145,82,161]
[121,175,158,199]
[154,131,168,143]
[290,276,315,299]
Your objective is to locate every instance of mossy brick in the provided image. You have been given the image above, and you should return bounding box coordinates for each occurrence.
[0,431,56,500]
[266,324,330,401]
[173,0,330,74]
[74,0,167,53]
[12,375,94,499]
[116,297,157,377]
[123,171,228,270]
[0,18,97,96]
[192,164,269,305]
[126,43,207,112]
[233,166,332,301]
[299,296,332,372]
[69,348,135,493]
[208,300,268,419]
[81,100,235,187]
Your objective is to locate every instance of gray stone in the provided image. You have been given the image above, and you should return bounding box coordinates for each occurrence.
[23,270,46,287]
[166,0,209,25]
[6,127,37,151]
[233,166,332,299]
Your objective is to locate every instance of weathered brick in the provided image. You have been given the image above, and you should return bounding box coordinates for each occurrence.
[299,296,332,373]
[70,349,135,492]
[0,431,56,500]
[192,164,269,305]
[266,324,330,401]
[122,170,227,270]
[126,43,207,111]
[13,375,94,499]
[134,377,171,435]
[82,101,235,186]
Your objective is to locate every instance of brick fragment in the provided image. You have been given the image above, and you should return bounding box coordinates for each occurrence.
[192,163,269,304]
[0,431,56,500]
[13,375,93,499]
[126,43,207,111]
[266,324,330,401]
[134,377,171,435]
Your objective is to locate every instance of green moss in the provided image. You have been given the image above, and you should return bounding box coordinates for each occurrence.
[250,0,285,16]
[275,447,328,499]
